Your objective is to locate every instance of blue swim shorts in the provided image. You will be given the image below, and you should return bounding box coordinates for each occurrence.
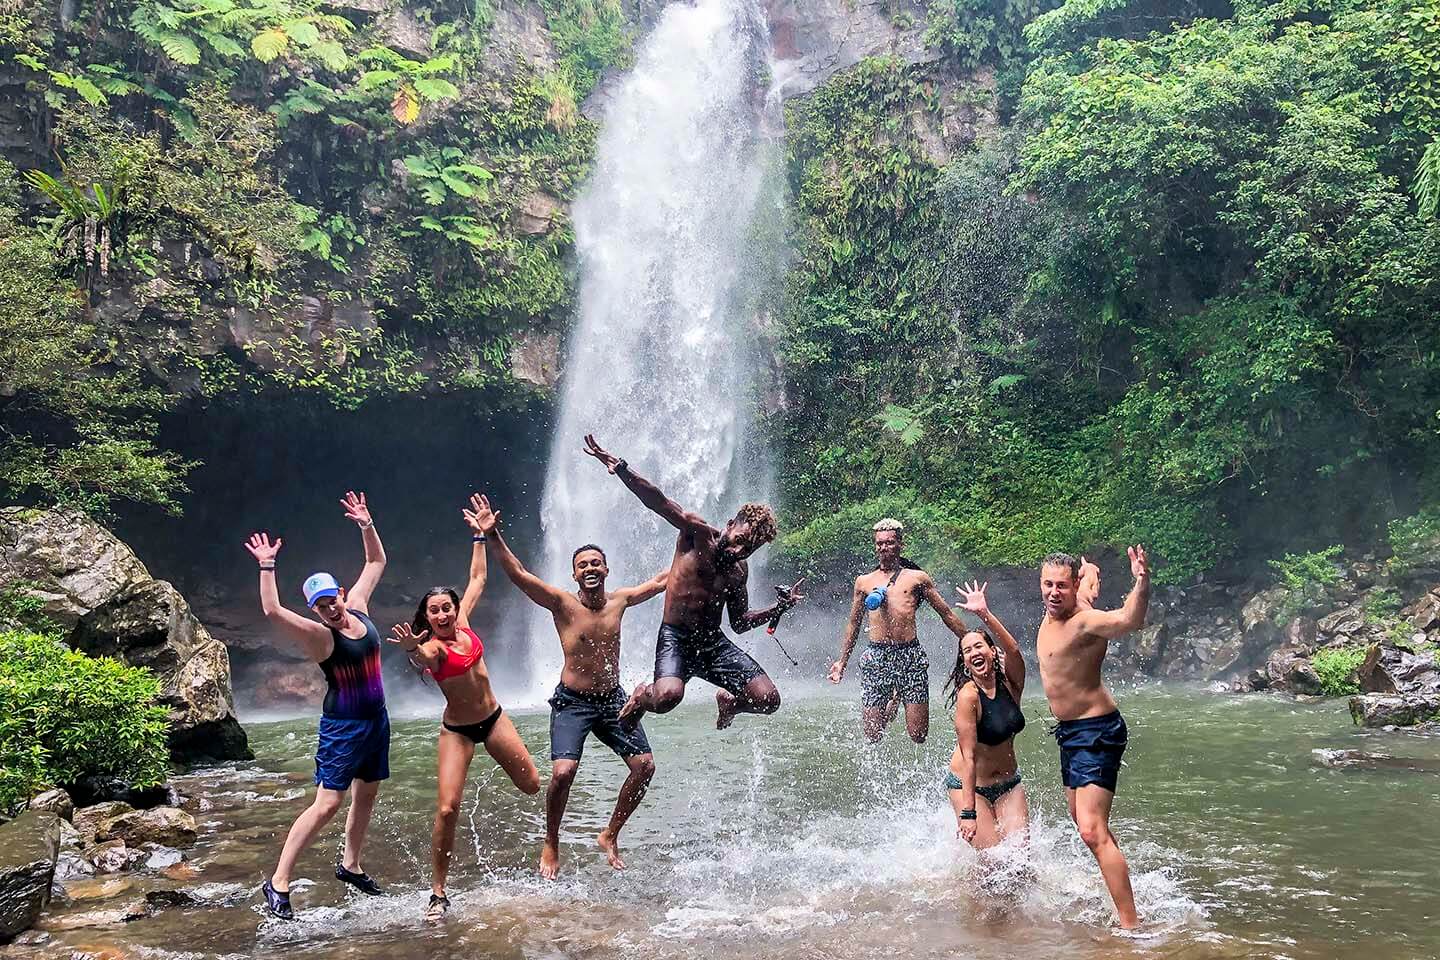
[1055,710,1127,793]
[314,710,391,791]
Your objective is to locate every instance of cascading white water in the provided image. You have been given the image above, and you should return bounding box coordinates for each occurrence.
[528,0,781,696]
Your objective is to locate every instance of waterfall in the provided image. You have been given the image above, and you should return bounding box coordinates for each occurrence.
[527,0,781,697]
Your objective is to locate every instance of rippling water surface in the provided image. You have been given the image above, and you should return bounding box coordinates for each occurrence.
[29,687,1440,959]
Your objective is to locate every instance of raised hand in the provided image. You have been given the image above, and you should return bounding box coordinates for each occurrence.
[1079,555,1100,582]
[245,532,283,565]
[388,623,429,652]
[463,493,499,534]
[957,579,989,615]
[341,490,373,526]
[827,659,844,684]
[776,576,807,611]
[1128,544,1149,579]
[583,434,622,473]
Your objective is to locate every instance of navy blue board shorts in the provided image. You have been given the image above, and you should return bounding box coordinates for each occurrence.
[314,710,391,791]
[548,684,652,762]
[1055,710,1127,792]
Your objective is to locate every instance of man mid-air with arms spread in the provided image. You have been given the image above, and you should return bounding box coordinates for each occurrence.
[470,495,666,879]
[582,435,804,730]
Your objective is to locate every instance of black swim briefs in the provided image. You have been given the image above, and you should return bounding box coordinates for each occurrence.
[654,623,766,696]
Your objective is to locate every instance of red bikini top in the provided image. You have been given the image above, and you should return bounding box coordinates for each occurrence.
[428,626,485,682]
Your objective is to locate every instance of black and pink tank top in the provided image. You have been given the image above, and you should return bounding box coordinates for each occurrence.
[318,610,387,719]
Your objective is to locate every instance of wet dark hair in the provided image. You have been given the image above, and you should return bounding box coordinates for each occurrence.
[413,586,461,635]
[944,630,1006,709]
[572,543,607,566]
[1041,552,1079,580]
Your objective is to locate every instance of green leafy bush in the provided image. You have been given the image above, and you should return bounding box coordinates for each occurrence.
[1268,546,1344,626]
[1362,587,1404,625]
[1387,508,1440,577]
[1310,645,1367,698]
[0,629,169,815]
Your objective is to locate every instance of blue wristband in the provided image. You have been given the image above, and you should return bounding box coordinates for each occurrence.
[472,535,486,543]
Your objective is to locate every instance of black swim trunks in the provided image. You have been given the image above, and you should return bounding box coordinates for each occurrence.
[859,640,929,708]
[654,623,766,696]
[1055,710,1128,792]
[548,683,652,762]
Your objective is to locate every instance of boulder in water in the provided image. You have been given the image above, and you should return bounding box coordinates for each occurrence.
[71,804,134,846]
[1267,645,1322,695]
[27,789,73,822]
[0,810,61,942]
[94,808,196,849]
[1348,693,1440,728]
[0,507,250,764]
[1357,643,1440,696]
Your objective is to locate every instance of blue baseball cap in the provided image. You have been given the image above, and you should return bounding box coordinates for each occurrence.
[303,572,341,606]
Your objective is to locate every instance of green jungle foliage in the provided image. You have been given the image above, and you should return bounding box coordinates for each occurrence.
[1267,546,1344,625]
[776,0,1440,583]
[1310,645,1368,697]
[0,626,170,815]
[0,0,634,514]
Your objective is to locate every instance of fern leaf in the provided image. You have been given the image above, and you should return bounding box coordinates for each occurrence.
[158,32,202,64]
[414,77,459,102]
[283,19,320,47]
[1415,139,1440,220]
[202,30,247,58]
[251,27,289,62]
[309,40,348,71]
[359,68,399,90]
[72,76,108,107]
[391,84,420,124]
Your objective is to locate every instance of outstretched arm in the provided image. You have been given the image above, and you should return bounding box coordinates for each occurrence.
[1074,545,1151,639]
[244,533,333,662]
[467,494,566,613]
[583,435,715,535]
[388,623,442,673]
[341,491,385,613]
[957,580,1025,694]
[725,573,805,634]
[456,494,494,627]
[921,573,971,641]
[829,580,866,683]
[618,569,669,608]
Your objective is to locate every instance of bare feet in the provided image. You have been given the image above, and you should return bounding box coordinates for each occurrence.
[539,841,560,880]
[597,829,626,870]
[618,682,649,729]
[716,689,739,730]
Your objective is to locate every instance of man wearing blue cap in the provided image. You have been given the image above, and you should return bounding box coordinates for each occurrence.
[827,518,971,744]
[243,491,389,920]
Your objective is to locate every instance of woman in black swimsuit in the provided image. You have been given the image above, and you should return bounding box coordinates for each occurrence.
[945,580,1029,849]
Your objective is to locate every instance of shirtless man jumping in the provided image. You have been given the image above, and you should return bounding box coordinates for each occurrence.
[583,435,803,730]
[471,497,666,880]
[828,518,973,744]
[1036,546,1150,930]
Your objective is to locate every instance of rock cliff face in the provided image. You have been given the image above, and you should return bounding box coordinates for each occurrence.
[0,509,250,763]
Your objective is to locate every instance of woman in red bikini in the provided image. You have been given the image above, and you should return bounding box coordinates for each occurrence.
[389,494,541,921]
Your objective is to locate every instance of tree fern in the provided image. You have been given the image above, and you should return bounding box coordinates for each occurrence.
[1415,139,1440,220]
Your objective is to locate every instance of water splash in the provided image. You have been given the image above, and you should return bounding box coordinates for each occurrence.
[530,0,783,699]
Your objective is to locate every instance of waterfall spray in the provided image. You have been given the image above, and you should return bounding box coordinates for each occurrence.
[531,0,782,698]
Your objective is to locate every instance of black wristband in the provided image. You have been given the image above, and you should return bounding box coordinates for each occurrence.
[614,458,628,473]
[258,563,276,571]
[959,809,977,820]
[472,535,486,543]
